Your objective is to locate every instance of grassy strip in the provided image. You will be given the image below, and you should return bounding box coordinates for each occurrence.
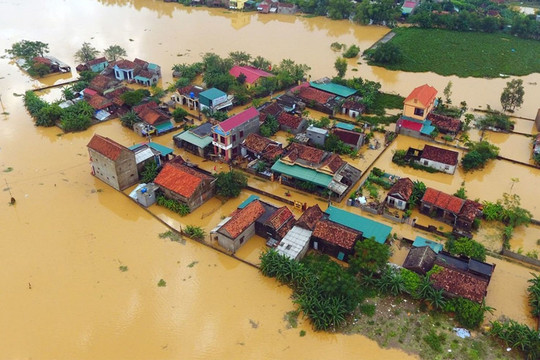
[370,28,540,78]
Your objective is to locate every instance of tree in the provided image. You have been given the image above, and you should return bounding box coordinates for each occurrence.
[172,107,189,123]
[250,56,272,71]
[370,42,403,65]
[260,115,279,137]
[120,110,140,128]
[228,51,251,66]
[328,0,353,20]
[215,170,248,198]
[443,81,452,105]
[334,57,347,78]
[6,40,49,59]
[74,42,99,63]
[348,237,391,275]
[103,45,127,61]
[500,79,524,112]
[121,89,150,107]
[446,237,486,262]
[342,44,360,58]
[461,140,499,171]
[141,161,159,183]
[409,180,427,209]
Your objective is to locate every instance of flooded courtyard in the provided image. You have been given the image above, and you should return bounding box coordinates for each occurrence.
[1,0,539,358]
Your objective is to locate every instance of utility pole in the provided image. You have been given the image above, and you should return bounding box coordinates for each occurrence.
[5,179,15,205]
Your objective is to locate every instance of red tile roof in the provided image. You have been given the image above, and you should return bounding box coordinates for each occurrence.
[459,200,483,222]
[342,100,366,112]
[154,162,212,198]
[397,117,423,131]
[115,59,137,70]
[388,177,414,201]
[297,204,324,230]
[229,65,274,84]
[313,220,360,250]
[218,107,259,133]
[177,85,204,97]
[422,188,464,214]
[427,113,461,133]
[296,86,335,104]
[430,267,489,303]
[89,75,116,93]
[88,94,113,110]
[278,112,304,129]
[405,84,438,108]
[33,57,52,65]
[260,102,283,117]
[421,145,459,166]
[87,57,107,66]
[284,143,325,164]
[83,88,98,97]
[333,128,363,146]
[133,58,148,67]
[321,153,345,173]
[133,101,158,114]
[87,134,127,161]
[266,206,294,230]
[243,133,273,153]
[221,200,266,238]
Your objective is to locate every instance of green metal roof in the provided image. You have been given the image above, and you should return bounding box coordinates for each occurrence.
[413,236,443,254]
[128,142,174,155]
[238,194,260,209]
[148,63,159,70]
[336,122,355,131]
[325,205,392,244]
[401,6,413,14]
[271,160,332,188]
[174,130,213,148]
[309,82,357,98]
[200,88,227,100]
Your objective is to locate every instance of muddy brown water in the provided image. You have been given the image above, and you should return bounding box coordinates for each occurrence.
[1,0,539,357]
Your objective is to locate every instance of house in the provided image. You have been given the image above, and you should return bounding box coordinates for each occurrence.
[296,204,325,231]
[395,117,436,139]
[420,188,483,231]
[229,65,274,88]
[306,125,328,147]
[324,205,392,245]
[173,122,213,158]
[403,246,437,275]
[427,113,461,135]
[172,85,204,110]
[271,143,361,200]
[276,225,312,260]
[332,128,364,151]
[278,112,308,134]
[199,87,233,113]
[216,200,267,252]
[228,0,247,9]
[341,98,366,118]
[533,134,540,156]
[241,133,283,161]
[133,102,174,135]
[88,75,120,95]
[412,236,443,253]
[113,58,161,86]
[88,94,113,113]
[212,107,260,161]
[418,145,459,174]
[385,177,413,211]
[403,84,438,121]
[401,0,418,15]
[153,157,215,211]
[258,101,284,123]
[103,86,130,114]
[128,142,174,175]
[256,205,295,241]
[289,83,337,115]
[275,93,305,113]
[113,60,137,81]
[87,134,138,191]
[277,2,298,14]
[309,80,357,99]
[312,220,362,262]
[87,57,109,73]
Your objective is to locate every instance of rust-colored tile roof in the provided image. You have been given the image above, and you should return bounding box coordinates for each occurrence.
[277,217,296,239]
[260,102,283,117]
[297,204,324,230]
[278,112,304,129]
[262,143,283,161]
[430,266,489,303]
[296,86,335,104]
[33,56,52,65]
[405,84,437,108]
[342,100,366,112]
[133,101,158,114]
[115,59,137,70]
[321,153,345,173]
[313,220,360,250]
[243,133,273,153]
[427,113,461,133]
[87,134,127,161]
[284,143,325,164]
[154,162,212,199]
[221,200,266,239]
[133,58,148,67]
[333,128,363,146]
[88,94,113,110]
[90,75,116,93]
[87,57,107,66]
[388,177,414,201]
[177,85,204,97]
[422,188,464,214]
[266,206,294,230]
[459,200,483,222]
[421,145,459,166]
[137,69,154,79]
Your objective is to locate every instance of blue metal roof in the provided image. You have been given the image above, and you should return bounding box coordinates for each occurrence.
[336,122,355,131]
[325,206,392,244]
[238,195,260,209]
[413,236,443,254]
[200,88,227,100]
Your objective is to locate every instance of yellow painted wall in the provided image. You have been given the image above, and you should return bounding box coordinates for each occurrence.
[403,100,434,121]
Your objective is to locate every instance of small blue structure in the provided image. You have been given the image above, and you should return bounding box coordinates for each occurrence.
[412,236,443,253]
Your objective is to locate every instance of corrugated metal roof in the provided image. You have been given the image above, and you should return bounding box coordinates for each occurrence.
[276,226,312,260]
[307,125,328,135]
[200,87,227,101]
[174,130,213,148]
[325,205,392,244]
[413,236,443,254]
[271,160,332,187]
[133,148,155,164]
[335,122,355,131]
[309,82,357,98]
[238,194,260,209]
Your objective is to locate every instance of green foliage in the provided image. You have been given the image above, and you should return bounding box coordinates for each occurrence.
[400,268,422,296]
[409,180,427,209]
[26,62,51,77]
[527,273,540,318]
[342,44,360,58]
[369,42,403,65]
[392,150,440,173]
[202,52,235,92]
[490,320,540,359]
[260,114,279,137]
[121,89,150,107]
[450,298,488,329]
[461,140,499,171]
[184,225,205,240]
[273,59,311,90]
[353,0,400,26]
[332,77,381,111]
[330,42,345,51]
[36,104,63,127]
[454,186,467,199]
[215,170,247,198]
[141,161,159,183]
[334,57,347,78]
[24,91,48,117]
[377,267,405,296]
[324,133,352,155]
[446,237,486,262]
[60,101,92,132]
[103,44,127,61]
[156,195,191,216]
[172,107,189,123]
[171,62,203,82]
[120,111,140,128]
[476,106,515,131]
[349,237,391,276]
[423,329,446,353]
[358,303,376,317]
[228,51,251,66]
[119,265,128,272]
[482,193,532,228]
[500,79,525,112]
[157,279,167,287]
[6,40,49,59]
[74,42,99,63]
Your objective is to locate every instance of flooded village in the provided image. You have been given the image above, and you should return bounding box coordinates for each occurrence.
[1,0,540,359]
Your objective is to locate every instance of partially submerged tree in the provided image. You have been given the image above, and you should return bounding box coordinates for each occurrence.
[348,237,391,275]
[500,79,524,112]
[334,57,347,78]
[461,140,499,171]
[6,40,49,59]
[103,45,127,61]
[370,42,403,65]
[215,170,248,198]
[443,81,452,105]
[74,42,99,63]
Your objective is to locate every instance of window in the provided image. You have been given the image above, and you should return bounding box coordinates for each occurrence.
[445,165,450,170]
[414,108,424,116]
[337,252,345,261]
[232,134,236,142]
[423,160,428,166]
[220,135,226,144]
[239,236,245,244]
[240,130,244,138]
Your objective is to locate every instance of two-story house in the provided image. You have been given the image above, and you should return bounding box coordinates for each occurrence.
[212,107,260,161]
[403,84,437,121]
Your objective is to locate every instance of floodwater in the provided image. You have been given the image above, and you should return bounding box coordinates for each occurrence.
[0,0,538,357]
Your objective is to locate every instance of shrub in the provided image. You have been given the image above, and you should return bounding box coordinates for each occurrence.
[446,237,487,262]
[451,298,488,329]
[359,303,376,317]
[423,329,446,353]
[184,225,205,240]
[215,170,247,198]
[156,195,190,216]
[343,45,360,58]
[400,268,422,295]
